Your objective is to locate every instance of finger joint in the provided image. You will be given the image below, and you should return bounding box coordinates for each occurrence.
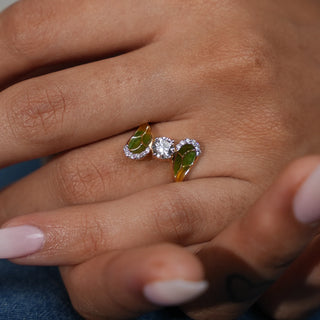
[7,82,68,145]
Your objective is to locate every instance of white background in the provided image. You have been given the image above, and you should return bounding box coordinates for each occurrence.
[0,0,17,12]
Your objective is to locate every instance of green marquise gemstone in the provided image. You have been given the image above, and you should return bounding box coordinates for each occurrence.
[132,144,148,154]
[128,137,142,150]
[173,143,199,181]
[179,144,195,154]
[142,133,152,146]
[182,150,196,167]
[173,154,182,175]
[126,123,153,155]
[134,130,145,138]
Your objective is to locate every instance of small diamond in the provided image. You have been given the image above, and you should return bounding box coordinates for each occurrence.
[152,137,175,159]
[124,145,151,160]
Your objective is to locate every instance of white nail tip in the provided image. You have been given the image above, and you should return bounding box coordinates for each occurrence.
[143,279,209,306]
[0,225,44,259]
[293,165,320,224]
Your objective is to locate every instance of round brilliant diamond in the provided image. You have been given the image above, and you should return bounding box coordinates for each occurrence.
[152,137,175,159]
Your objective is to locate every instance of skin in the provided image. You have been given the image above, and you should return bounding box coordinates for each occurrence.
[0,0,319,319]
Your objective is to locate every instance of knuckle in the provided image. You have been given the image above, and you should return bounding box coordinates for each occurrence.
[80,213,107,256]
[54,151,107,205]
[178,31,277,116]
[197,31,276,92]
[2,0,55,58]
[232,35,275,88]
[7,82,67,144]
[152,187,200,244]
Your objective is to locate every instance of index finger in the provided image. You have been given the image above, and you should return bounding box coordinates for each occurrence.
[0,43,184,167]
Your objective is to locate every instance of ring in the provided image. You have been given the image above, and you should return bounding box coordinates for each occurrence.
[124,123,201,182]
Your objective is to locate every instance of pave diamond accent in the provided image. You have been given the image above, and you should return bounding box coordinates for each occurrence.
[152,137,175,159]
[176,139,201,156]
[123,145,151,160]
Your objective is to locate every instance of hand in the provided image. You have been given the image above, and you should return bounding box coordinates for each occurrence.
[0,0,319,319]
[2,159,320,320]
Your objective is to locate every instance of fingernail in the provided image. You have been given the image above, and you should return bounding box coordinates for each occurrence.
[0,225,44,259]
[143,279,208,306]
[293,165,320,224]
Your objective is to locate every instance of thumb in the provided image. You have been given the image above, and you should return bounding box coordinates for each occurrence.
[60,243,208,320]
[185,156,320,320]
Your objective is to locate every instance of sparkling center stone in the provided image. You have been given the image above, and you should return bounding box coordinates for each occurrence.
[152,137,175,159]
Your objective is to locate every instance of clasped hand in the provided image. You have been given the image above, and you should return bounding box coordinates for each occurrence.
[0,1,320,319]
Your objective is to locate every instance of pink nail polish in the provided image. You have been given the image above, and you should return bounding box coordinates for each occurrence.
[293,165,320,224]
[0,225,44,259]
[143,279,208,306]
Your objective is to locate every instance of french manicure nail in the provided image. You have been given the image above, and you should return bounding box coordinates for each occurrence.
[0,225,44,259]
[293,165,320,224]
[143,279,208,306]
